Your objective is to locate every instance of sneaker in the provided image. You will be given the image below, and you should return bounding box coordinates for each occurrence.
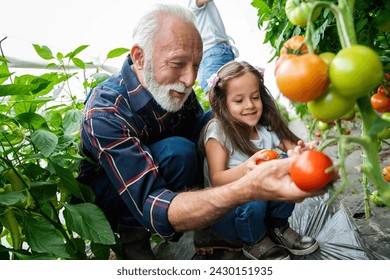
[243,235,290,260]
[193,226,243,255]
[267,223,319,256]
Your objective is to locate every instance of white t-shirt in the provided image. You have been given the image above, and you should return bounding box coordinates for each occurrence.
[203,119,281,187]
[188,0,237,54]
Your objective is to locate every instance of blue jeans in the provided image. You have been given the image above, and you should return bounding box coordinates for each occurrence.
[198,43,235,92]
[211,200,295,244]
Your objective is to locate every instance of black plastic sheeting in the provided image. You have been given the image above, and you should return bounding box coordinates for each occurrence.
[290,194,388,260]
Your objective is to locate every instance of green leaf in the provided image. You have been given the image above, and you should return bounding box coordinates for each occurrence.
[0,84,39,97]
[32,44,54,60]
[72,57,85,69]
[63,203,115,245]
[106,48,130,59]
[15,112,49,130]
[52,163,95,203]
[23,215,72,259]
[31,129,58,157]
[63,109,82,135]
[66,45,89,59]
[0,192,26,206]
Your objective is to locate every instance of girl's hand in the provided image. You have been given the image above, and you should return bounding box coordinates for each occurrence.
[246,150,269,172]
[287,140,318,157]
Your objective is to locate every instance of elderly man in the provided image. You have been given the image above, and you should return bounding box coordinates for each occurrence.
[77,3,322,260]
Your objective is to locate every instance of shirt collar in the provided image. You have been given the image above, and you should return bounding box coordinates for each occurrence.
[120,55,153,112]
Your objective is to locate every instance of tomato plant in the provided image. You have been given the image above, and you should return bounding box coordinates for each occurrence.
[290,150,335,192]
[370,93,390,113]
[275,53,329,103]
[329,45,384,99]
[285,0,321,26]
[256,150,280,165]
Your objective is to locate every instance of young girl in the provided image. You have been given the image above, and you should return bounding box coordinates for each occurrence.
[195,61,319,260]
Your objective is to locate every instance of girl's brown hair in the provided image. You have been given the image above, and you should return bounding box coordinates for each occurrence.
[200,61,300,157]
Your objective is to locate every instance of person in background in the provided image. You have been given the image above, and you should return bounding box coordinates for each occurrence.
[188,0,238,93]
[195,61,319,260]
[76,3,325,260]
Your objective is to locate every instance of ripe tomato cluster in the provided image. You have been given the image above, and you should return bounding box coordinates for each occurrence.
[275,36,384,124]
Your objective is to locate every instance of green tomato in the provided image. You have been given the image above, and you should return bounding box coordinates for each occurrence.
[381,112,390,123]
[319,52,336,65]
[370,190,386,207]
[317,121,330,131]
[285,0,321,26]
[307,85,356,123]
[329,45,384,98]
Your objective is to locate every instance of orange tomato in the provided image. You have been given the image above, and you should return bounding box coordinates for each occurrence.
[382,166,390,183]
[275,53,329,103]
[256,150,280,165]
[370,93,390,112]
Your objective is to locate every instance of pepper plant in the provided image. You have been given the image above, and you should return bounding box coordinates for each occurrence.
[253,0,390,215]
[0,41,129,259]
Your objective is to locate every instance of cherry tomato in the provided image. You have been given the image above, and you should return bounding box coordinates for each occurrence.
[382,166,390,183]
[290,150,334,192]
[317,121,330,131]
[285,0,321,26]
[370,93,390,112]
[378,85,390,96]
[256,150,280,165]
[280,36,308,56]
[384,73,390,81]
[276,53,329,103]
[315,131,322,137]
[329,45,384,98]
[307,84,355,123]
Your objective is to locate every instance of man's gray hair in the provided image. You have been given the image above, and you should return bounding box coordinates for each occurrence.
[133,4,197,56]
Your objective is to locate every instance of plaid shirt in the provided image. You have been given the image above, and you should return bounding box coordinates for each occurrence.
[80,57,204,239]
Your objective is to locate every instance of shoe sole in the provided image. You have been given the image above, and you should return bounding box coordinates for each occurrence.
[282,241,319,256]
[242,249,291,260]
[195,246,243,255]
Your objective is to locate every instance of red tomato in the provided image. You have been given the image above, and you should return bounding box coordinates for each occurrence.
[290,150,334,192]
[382,166,390,183]
[256,150,280,165]
[275,53,329,103]
[370,93,390,112]
[384,73,390,81]
[378,85,390,96]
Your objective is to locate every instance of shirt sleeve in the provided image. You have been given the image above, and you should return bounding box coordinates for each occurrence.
[81,86,180,240]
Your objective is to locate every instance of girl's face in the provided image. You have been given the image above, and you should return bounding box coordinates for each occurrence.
[225,72,263,129]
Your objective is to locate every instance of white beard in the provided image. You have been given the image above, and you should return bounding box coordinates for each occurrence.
[142,61,192,113]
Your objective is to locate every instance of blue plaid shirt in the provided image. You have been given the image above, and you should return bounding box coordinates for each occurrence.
[80,57,204,239]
